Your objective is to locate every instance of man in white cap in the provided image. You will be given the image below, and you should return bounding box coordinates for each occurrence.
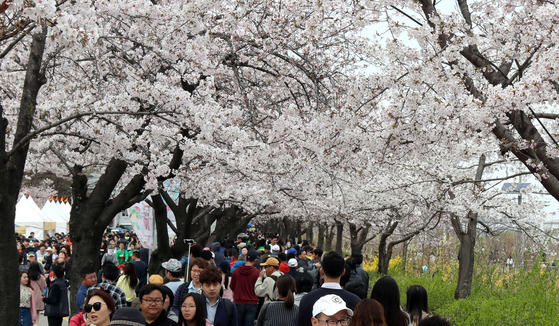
[162,258,183,294]
[296,251,360,326]
[311,294,353,326]
[270,244,281,258]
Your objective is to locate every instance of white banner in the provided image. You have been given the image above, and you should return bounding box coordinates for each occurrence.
[128,201,154,249]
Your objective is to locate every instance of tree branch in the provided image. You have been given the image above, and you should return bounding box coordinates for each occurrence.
[8,110,175,159]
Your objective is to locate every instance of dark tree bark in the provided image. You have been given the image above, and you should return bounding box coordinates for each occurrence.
[206,207,253,245]
[317,222,326,249]
[334,219,343,254]
[377,221,398,275]
[147,194,171,276]
[293,220,306,242]
[148,193,194,275]
[148,189,254,275]
[68,159,149,315]
[376,211,440,275]
[348,221,375,255]
[451,211,478,299]
[277,217,303,243]
[305,221,314,245]
[323,224,335,252]
[451,154,486,299]
[0,25,47,325]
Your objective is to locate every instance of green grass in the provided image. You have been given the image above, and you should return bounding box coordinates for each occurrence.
[368,263,559,325]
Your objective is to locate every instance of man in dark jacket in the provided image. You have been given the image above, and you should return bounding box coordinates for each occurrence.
[43,265,69,326]
[351,253,369,293]
[200,266,238,326]
[296,251,360,326]
[133,251,148,295]
[230,250,260,326]
[211,241,226,266]
[139,284,177,326]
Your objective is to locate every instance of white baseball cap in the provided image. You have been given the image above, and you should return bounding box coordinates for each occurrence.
[312,294,354,318]
[271,244,280,252]
[288,258,298,268]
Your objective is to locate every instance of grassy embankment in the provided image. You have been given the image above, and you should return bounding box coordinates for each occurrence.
[363,256,559,325]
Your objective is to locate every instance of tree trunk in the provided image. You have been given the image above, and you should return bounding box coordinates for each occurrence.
[453,210,478,299]
[69,159,148,315]
[335,219,343,253]
[402,240,408,272]
[324,224,335,252]
[148,194,171,276]
[203,206,253,246]
[349,221,373,255]
[305,221,314,245]
[0,25,48,325]
[0,192,20,326]
[451,155,485,300]
[151,191,254,273]
[377,233,390,275]
[317,222,326,249]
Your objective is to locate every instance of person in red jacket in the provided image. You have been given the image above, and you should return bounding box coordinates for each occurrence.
[230,250,260,326]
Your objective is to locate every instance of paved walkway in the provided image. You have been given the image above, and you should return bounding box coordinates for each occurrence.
[37,312,69,326]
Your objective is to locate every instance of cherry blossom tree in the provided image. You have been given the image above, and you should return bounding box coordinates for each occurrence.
[355,0,559,297]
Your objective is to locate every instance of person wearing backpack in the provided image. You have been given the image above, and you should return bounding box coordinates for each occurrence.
[254,257,283,303]
[200,266,238,326]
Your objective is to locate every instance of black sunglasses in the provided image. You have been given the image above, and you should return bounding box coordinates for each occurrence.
[84,302,105,313]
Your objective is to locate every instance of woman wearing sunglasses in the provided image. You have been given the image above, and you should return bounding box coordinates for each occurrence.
[69,289,116,326]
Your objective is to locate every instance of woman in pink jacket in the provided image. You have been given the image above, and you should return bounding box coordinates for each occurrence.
[28,262,47,316]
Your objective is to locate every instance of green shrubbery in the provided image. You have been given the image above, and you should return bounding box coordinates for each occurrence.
[369,261,559,325]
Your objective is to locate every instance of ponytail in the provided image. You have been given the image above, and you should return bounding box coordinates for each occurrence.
[283,288,294,308]
[276,274,296,309]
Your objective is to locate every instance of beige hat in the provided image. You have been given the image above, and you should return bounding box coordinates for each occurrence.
[148,274,164,284]
[260,257,280,267]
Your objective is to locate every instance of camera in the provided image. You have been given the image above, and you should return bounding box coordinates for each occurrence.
[183,239,195,245]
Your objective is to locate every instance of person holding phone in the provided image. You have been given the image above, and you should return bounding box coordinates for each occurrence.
[69,289,115,326]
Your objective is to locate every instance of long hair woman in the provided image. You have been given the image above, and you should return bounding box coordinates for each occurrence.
[19,271,37,326]
[17,241,27,267]
[350,299,386,326]
[256,274,298,326]
[28,262,47,317]
[218,260,234,301]
[370,276,410,326]
[116,262,138,305]
[406,285,429,326]
[178,292,208,326]
[70,289,116,326]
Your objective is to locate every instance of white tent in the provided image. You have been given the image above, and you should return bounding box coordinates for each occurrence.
[41,199,70,234]
[15,195,50,239]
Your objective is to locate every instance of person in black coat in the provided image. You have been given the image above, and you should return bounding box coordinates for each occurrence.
[43,265,69,326]
[200,266,238,326]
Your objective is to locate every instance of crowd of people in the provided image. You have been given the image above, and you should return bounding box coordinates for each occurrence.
[16,230,453,326]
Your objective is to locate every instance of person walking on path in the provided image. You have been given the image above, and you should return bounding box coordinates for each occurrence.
[256,274,298,326]
[230,250,260,326]
[43,265,69,326]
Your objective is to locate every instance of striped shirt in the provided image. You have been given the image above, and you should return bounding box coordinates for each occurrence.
[256,301,299,326]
